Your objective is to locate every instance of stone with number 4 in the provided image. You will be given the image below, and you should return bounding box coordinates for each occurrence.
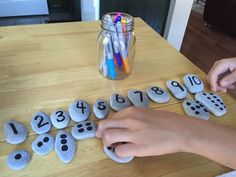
[93,99,110,119]
[110,93,130,112]
[183,74,204,94]
[50,109,70,129]
[146,86,170,103]
[68,100,90,122]
[166,80,187,100]
[31,112,52,134]
[4,120,27,145]
[128,90,149,108]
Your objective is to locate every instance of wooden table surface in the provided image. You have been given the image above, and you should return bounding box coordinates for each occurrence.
[0,18,235,177]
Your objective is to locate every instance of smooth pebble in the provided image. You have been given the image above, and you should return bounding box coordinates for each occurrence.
[31,112,52,134]
[128,90,149,108]
[146,86,170,103]
[68,100,90,122]
[32,133,54,156]
[183,74,204,94]
[93,99,110,119]
[110,93,130,112]
[71,121,97,140]
[50,109,70,129]
[166,80,187,99]
[7,150,31,170]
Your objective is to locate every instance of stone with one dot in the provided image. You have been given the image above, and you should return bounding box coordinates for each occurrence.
[7,150,31,170]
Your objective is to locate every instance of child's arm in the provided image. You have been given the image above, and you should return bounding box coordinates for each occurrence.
[96,107,236,169]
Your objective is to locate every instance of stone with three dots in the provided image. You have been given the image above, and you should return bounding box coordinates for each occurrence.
[128,90,149,108]
[31,111,52,134]
[50,109,70,129]
[68,100,90,122]
[166,80,187,100]
[195,92,227,117]
[146,86,170,103]
[71,120,97,140]
[31,133,54,156]
[183,74,204,94]
[55,130,76,163]
[183,99,209,120]
[7,150,31,170]
[4,120,27,145]
[110,93,130,112]
[93,99,110,119]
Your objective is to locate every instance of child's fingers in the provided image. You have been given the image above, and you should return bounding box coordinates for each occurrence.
[115,143,138,158]
[220,70,236,88]
[102,128,133,146]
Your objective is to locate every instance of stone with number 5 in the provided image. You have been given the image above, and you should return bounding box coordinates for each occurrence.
[93,99,110,119]
[31,112,52,134]
[50,109,70,129]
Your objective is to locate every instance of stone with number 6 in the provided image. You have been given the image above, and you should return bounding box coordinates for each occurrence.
[110,93,130,112]
[93,99,110,119]
[69,100,90,122]
[50,109,70,129]
[31,112,52,134]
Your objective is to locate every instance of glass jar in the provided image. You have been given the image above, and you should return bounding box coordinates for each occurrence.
[97,12,136,80]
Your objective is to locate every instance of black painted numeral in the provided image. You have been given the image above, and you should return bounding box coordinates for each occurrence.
[98,101,106,110]
[10,123,18,134]
[115,94,125,103]
[35,115,49,128]
[56,111,65,122]
[151,87,164,95]
[77,102,86,114]
[171,81,185,92]
[133,91,143,102]
[188,76,201,86]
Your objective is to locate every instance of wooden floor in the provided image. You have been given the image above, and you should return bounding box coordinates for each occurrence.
[181,11,236,98]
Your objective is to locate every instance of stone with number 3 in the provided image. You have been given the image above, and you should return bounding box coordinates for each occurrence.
[110,93,130,112]
[31,112,52,134]
[68,100,91,122]
[50,109,70,129]
[93,99,110,119]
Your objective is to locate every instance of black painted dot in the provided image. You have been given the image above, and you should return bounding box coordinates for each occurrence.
[196,101,200,104]
[61,139,67,144]
[204,109,208,113]
[224,106,226,109]
[203,93,207,96]
[15,154,22,160]
[191,107,195,110]
[62,145,68,151]
[87,126,93,131]
[207,97,211,100]
[215,104,219,107]
[77,124,82,128]
[43,137,49,143]
[211,100,215,103]
[196,106,200,109]
[217,99,220,102]
[86,122,91,126]
[220,102,224,105]
[37,141,43,147]
[195,111,200,115]
[60,134,67,139]
[78,128,84,133]
[186,102,191,106]
[210,93,214,95]
[220,107,224,111]
[213,96,217,99]
[107,146,112,150]
[200,104,204,107]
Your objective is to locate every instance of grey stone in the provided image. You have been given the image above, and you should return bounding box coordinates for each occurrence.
[55,130,76,164]
[183,99,209,120]
[50,109,70,129]
[32,134,54,156]
[128,90,149,108]
[195,92,227,117]
[7,150,31,170]
[4,120,27,145]
[166,80,187,100]
[31,112,52,134]
[110,93,130,112]
[71,121,97,140]
[68,100,90,122]
[146,86,170,103]
[93,99,110,119]
[103,145,134,163]
[183,74,204,94]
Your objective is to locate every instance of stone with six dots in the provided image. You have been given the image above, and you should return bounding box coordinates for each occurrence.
[7,150,31,170]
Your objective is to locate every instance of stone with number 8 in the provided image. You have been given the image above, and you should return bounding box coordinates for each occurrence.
[128,90,148,108]
[110,93,130,112]
[69,100,90,122]
[50,109,70,129]
[146,86,170,103]
[31,112,52,134]
[166,80,187,100]
[93,99,110,119]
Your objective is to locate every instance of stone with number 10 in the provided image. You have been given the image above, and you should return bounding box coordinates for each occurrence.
[183,74,204,94]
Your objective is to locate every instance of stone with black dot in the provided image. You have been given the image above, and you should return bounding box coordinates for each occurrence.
[55,130,76,164]
[71,120,97,140]
[7,150,31,170]
[183,99,209,120]
[32,134,54,156]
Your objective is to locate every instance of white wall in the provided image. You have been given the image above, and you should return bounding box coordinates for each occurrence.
[164,0,194,51]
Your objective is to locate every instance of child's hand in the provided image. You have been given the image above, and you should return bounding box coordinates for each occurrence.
[96,107,192,158]
[207,58,236,93]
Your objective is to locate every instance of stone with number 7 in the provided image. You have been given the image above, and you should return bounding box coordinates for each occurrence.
[128,90,149,108]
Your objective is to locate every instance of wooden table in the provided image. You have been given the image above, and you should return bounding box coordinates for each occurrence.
[0,18,235,177]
